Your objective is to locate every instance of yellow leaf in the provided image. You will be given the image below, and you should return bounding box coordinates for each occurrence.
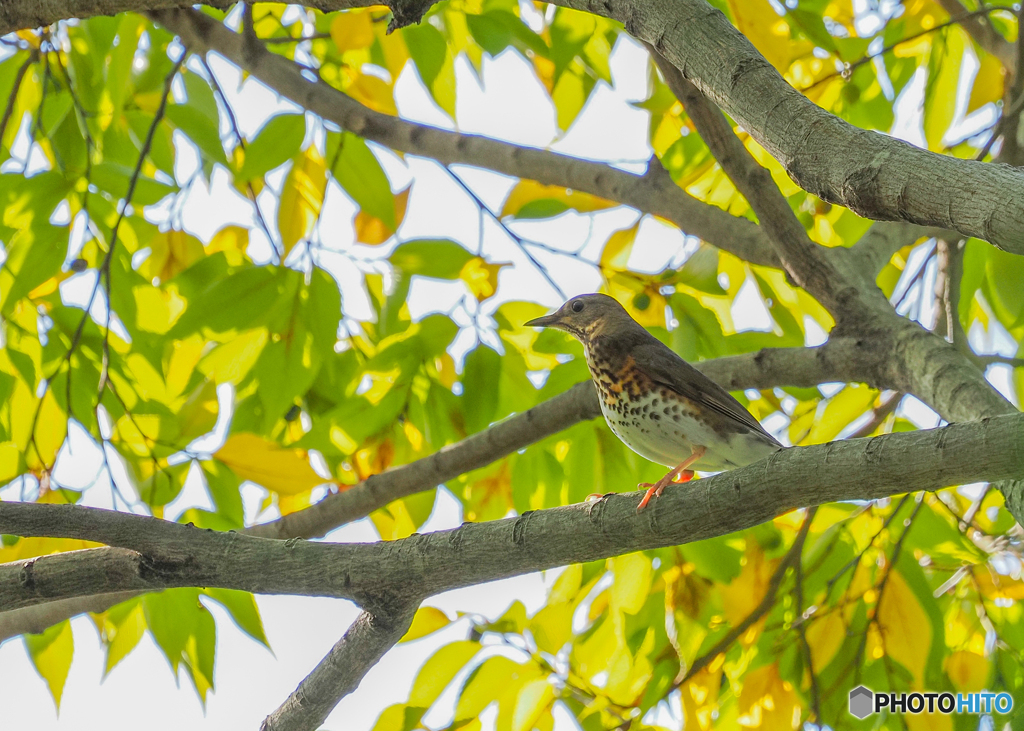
[24,620,74,709]
[600,223,639,272]
[330,10,376,51]
[459,257,507,300]
[0,442,19,481]
[804,610,845,672]
[27,271,72,300]
[500,180,614,217]
[737,664,801,729]
[207,225,249,266]
[719,543,776,629]
[681,667,722,731]
[968,53,1004,113]
[400,606,451,643]
[974,570,1024,600]
[278,148,327,257]
[610,552,652,615]
[355,188,409,245]
[141,229,204,283]
[945,650,990,692]
[347,72,397,116]
[876,569,931,686]
[215,433,328,496]
[727,0,812,72]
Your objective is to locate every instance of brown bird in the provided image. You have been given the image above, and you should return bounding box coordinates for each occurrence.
[526,293,783,511]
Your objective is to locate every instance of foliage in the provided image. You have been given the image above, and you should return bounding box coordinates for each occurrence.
[0,0,1022,729]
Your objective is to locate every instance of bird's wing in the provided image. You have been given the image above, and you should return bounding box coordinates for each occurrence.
[632,340,783,447]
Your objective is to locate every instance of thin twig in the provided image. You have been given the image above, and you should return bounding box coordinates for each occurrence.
[800,8,1009,94]
[678,507,817,684]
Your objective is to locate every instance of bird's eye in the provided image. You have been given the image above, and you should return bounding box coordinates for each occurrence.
[571,300,584,313]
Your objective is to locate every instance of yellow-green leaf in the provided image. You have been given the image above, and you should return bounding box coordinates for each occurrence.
[24,619,74,709]
[511,679,554,731]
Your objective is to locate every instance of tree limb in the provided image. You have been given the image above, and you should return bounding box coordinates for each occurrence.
[554,0,1024,257]
[648,47,856,315]
[150,8,781,269]
[3,411,1023,613]
[0,0,377,37]
[260,605,418,731]
[248,340,877,540]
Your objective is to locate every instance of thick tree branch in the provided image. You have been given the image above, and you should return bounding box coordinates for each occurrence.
[247,340,874,540]
[3,412,1023,613]
[0,0,378,37]
[0,340,880,636]
[150,8,781,269]
[260,605,418,731]
[554,0,1024,256]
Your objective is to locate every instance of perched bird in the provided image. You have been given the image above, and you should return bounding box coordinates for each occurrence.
[526,293,783,511]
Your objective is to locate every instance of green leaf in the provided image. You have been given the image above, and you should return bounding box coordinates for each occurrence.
[91,161,177,205]
[0,225,66,316]
[204,588,271,648]
[462,344,501,433]
[328,132,395,226]
[511,679,554,731]
[236,113,306,182]
[390,239,475,279]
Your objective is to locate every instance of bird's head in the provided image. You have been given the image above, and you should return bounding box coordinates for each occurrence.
[524,293,635,343]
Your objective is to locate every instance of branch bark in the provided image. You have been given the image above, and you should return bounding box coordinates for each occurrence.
[4,411,1023,613]
[260,605,418,731]
[149,8,781,269]
[554,0,1024,256]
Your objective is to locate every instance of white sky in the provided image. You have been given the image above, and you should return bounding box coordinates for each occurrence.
[1,3,1021,730]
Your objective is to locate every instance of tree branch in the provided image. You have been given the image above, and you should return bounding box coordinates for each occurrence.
[260,605,418,731]
[247,340,876,540]
[4,411,1023,613]
[149,8,781,269]
[555,0,1024,257]
[0,340,881,635]
[850,221,939,277]
[0,0,378,37]
[648,47,856,315]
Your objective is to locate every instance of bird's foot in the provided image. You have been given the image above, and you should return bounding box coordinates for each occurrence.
[585,492,612,503]
[636,470,695,512]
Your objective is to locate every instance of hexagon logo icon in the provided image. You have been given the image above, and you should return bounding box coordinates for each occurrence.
[849,686,874,719]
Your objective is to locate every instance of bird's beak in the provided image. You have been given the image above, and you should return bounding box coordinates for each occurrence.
[524,313,562,328]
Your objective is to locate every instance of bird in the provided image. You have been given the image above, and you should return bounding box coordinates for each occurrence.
[525,293,783,511]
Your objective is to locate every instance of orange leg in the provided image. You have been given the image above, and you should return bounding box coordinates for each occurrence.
[637,446,706,512]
